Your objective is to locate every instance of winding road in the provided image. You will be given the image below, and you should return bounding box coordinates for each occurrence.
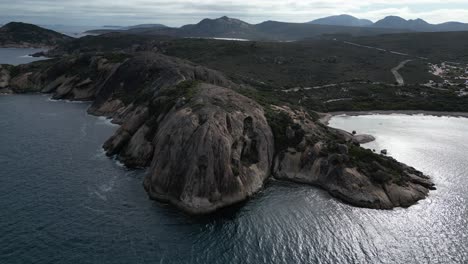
[391,60,412,86]
[342,40,419,86]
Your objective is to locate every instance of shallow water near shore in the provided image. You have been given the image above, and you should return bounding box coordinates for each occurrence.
[0,48,48,65]
[1,95,468,264]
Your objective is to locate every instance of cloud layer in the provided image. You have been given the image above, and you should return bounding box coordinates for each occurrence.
[0,0,467,26]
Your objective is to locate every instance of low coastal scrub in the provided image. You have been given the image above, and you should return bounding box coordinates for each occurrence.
[102,53,131,63]
[348,145,405,185]
[147,80,200,117]
[264,108,295,151]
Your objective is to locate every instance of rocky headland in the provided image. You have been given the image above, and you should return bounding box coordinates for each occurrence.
[0,51,435,214]
[0,22,72,48]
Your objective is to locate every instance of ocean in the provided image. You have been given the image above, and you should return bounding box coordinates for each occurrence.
[1,96,467,264]
[0,48,48,65]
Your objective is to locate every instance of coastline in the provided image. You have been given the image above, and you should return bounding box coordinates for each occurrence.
[0,44,52,49]
[0,51,438,213]
[320,110,468,125]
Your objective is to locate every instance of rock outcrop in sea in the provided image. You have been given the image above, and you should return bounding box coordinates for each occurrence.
[271,106,434,209]
[1,51,435,214]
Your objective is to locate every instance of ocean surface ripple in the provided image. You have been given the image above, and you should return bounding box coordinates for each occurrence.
[1,95,467,264]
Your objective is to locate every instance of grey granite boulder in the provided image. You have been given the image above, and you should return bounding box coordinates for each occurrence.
[143,84,274,214]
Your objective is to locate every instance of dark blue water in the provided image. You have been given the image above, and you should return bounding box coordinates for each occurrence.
[0,48,48,65]
[1,95,468,264]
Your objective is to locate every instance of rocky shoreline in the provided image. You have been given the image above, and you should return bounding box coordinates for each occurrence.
[0,44,53,49]
[0,52,436,214]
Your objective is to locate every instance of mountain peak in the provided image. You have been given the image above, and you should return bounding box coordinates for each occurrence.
[179,16,253,37]
[215,16,249,25]
[196,16,251,28]
[410,18,430,25]
[384,15,406,20]
[309,14,373,27]
[374,16,432,30]
[377,16,407,23]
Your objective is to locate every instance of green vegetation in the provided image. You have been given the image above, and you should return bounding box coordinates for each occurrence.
[266,82,468,113]
[353,31,468,63]
[264,107,305,151]
[348,145,405,185]
[236,88,281,107]
[147,80,200,117]
[48,33,173,56]
[102,53,131,63]
[164,38,406,88]
[264,108,295,151]
[8,66,20,78]
[161,38,467,113]
[161,80,200,101]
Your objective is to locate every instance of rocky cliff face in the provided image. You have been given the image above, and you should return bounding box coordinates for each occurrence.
[1,51,435,214]
[143,84,274,213]
[0,65,12,93]
[6,54,121,97]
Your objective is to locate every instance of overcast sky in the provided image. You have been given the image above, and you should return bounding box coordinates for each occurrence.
[1,0,468,27]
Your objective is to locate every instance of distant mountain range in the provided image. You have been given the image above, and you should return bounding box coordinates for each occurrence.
[3,14,468,46]
[309,14,468,32]
[85,16,408,41]
[83,15,468,41]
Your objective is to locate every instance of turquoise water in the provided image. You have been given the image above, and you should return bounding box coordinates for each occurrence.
[1,96,468,264]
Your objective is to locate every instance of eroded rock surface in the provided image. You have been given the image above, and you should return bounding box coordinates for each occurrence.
[0,65,11,88]
[143,84,274,214]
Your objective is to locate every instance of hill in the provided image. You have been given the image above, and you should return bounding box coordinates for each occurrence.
[46,33,174,56]
[177,16,255,38]
[309,15,373,27]
[374,16,468,32]
[308,14,468,32]
[86,23,168,35]
[0,22,72,48]
[126,24,167,30]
